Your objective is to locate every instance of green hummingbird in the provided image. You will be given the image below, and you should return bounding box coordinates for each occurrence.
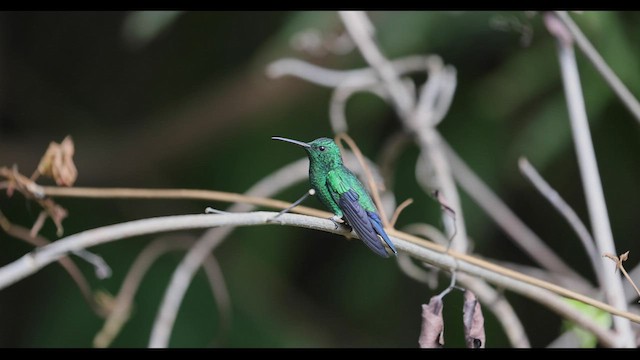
[272,136,398,258]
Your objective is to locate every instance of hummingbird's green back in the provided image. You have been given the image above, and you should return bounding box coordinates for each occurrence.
[305,138,376,216]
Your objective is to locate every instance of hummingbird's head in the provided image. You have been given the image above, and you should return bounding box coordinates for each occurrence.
[272,136,343,168]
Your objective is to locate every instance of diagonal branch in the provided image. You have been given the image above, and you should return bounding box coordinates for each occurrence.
[518,157,604,288]
[0,210,107,317]
[547,11,634,347]
[553,11,640,124]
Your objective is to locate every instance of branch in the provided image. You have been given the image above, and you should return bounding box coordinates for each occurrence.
[94,235,195,348]
[547,11,634,347]
[339,10,467,253]
[0,210,107,317]
[0,211,634,346]
[519,157,605,288]
[266,55,434,89]
[338,11,414,119]
[38,186,326,218]
[553,11,640,124]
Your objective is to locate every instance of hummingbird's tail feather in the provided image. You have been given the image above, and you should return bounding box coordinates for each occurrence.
[338,190,392,258]
[368,212,398,256]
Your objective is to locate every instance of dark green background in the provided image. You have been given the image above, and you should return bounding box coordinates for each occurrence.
[0,11,638,348]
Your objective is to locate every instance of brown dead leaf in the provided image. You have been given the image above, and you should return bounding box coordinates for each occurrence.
[419,296,445,348]
[463,290,485,348]
[35,135,78,186]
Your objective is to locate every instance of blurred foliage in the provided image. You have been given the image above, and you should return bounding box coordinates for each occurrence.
[0,11,638,348]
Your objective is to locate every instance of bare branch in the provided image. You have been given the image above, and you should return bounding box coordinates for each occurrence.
[339,11,415,119]
[396,254,438,288]
[519,157,604,288]
[0,211,107,317]
[0,210,635,346]
[200,250,232,346]
[340,11,467,255]
[94,235,197,348]
[377,131,411,190]
[389,198,413,228]
[603,252,640,303]
[329,81,388,134]
[553,11,640,123]
[266,55,435,89]
[548,11,634,347]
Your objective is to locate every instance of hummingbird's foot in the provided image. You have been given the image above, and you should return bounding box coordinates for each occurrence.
[205,207,230,214]
[328,215,345,230]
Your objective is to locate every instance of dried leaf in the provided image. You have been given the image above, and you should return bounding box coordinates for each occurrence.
[36,135,78,186]
[419,296,445,348]
[463,290,485,348]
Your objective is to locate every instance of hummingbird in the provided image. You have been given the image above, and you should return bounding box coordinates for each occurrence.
[272,136,398,258]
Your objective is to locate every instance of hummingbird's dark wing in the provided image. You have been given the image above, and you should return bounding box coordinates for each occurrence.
[367,210,398,255]
[338,189,392,258]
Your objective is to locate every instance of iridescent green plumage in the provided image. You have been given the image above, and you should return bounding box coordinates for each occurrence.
[272,136,397,258]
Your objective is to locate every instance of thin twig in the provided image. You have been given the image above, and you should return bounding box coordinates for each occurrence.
[603,252,640,303]
[519,157,604,288]
[266,55,434,89]
[200,250,232,346]
[0,210,107,317]
[94,235,198,348]
[377,131,411,190]
[548,11,634,347]
[389,198,413,228]
[396,254,438,288]
[492,259,598,298]
[147,224,234,349]
[72,249,112,279]
[334,133,389,226]
[553,11,640,124]
[38,186,325,218]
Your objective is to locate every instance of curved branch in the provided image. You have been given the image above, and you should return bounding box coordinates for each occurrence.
[553,11,640,123]
[0,210,636,347]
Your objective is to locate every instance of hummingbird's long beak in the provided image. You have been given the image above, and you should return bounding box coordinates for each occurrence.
[271,136,311,148]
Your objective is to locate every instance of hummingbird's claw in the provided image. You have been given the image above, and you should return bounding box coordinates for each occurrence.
[329,215,344,230]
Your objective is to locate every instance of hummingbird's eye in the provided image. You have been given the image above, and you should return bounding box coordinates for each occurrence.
[319,146,326,151]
